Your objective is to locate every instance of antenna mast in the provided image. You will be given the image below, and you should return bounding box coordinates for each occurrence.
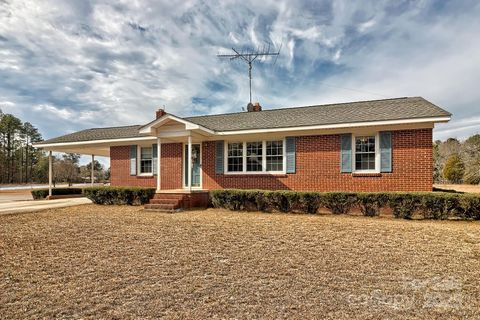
[217,44,280,104]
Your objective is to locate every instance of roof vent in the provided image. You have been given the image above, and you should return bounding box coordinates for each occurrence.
[247,102,262,112]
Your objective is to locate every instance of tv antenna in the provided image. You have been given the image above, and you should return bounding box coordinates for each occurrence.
[217,44,281,104]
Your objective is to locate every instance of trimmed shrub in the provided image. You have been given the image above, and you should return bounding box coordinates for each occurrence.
[208,189,480,220]
[388,193,422,219]
[299,192,322,214]
[266,191,300,212]
[83,187,155,205]
[31,188,83,200]
[322,192,357,214]
[357,193,389,217]
[459,195,480,220]
[420,193,460,220]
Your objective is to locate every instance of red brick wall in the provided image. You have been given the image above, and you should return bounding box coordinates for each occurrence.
[110,143,183,189]
[202,129,433,192]
[110,129,433,192]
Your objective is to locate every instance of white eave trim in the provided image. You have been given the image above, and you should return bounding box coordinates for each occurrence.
[215,116,451,136]
[33,136,156,148]
[138,114,215,135]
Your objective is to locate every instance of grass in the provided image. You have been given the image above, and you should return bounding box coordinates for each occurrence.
[1,205,480,319]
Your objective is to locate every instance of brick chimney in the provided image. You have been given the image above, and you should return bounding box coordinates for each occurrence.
[247,102,262,112]
[156,108,166,119]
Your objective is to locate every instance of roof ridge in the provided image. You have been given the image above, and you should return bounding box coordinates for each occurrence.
[86,124,142,130]
[183,96,418,119]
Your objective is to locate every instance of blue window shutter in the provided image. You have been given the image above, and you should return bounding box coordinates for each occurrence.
[152,144,158,175]
[285,137,296,173]
[380,131,392,172]
[340,134,352,173]
[129,145,137,176]
[215,141,224,174]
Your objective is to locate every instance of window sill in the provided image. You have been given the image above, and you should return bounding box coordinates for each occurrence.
[138,173,154,177]
[351,172,382,177]
[221,173,288,177]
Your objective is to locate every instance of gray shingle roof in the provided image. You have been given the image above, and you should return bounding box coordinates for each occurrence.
[185,97,451,131]
[38,125,145,145]
[36,97,450,145]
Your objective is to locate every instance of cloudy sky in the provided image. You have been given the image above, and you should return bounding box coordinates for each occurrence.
[1,0,480,162]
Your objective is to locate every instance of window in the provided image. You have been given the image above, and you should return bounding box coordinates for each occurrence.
[266,140,284,171]
[140,147,153,174]
[227,142,243,172]
[355,136,376,171]
[226,139,285,173]
[246,142,263,171]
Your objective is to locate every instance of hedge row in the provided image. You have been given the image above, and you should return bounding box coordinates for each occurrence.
[210,189,480,220]
[82,187,156,205]
[31,188,83,200]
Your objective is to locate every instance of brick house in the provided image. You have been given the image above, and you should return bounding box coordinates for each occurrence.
[35,97,451,208]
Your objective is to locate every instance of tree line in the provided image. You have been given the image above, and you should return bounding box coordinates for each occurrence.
[434,134,480,184]
[0,110,108,185]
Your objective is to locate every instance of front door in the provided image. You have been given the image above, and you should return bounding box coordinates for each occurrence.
[184,144,201,188]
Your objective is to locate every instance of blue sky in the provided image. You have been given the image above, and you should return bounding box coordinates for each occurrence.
[1,0,480,165]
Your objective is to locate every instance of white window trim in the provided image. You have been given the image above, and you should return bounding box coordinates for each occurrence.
[138,145,154,176]
[352,132,381,173]
[224,139,287,175]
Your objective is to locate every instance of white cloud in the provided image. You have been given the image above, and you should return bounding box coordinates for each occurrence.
[0,0,478,145]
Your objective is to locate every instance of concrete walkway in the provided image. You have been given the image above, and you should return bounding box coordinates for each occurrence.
[0,198,92,215]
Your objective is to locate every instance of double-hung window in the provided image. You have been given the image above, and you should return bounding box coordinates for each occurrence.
[354,135,376,171]
[226,139,284,173]
[266,140,283,172]
[140,146,153,174]
[227,142,243,172]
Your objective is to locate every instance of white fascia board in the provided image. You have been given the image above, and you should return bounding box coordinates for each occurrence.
[33,136,156,148]
[215,116,451,136]
[138,114,215,135]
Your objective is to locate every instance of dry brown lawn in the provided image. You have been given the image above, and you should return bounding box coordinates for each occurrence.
[1,205,480,319]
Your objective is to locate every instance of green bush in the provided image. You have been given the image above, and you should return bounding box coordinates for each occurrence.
[208,189,480,220]
[83,187,155,205]
[357,193,389,217]
[420,193,460,220]
[31,188,83,200]
[299,192,322,214]
[388,193,422,219]
[459,195,480,220]
[322,192,357,214]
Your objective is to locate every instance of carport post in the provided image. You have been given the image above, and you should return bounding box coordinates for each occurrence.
[48,151,52,197]
[91,154,94,186]
[187,135,192,192]
[156,137,161,192]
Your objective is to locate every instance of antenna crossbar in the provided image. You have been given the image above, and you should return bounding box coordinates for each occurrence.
[217,46,280,104]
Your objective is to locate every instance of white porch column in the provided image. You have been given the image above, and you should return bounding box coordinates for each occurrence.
[157,137,161,191]
[91,154,95,186]
[48,151,52,197]
[187,135,192,191]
